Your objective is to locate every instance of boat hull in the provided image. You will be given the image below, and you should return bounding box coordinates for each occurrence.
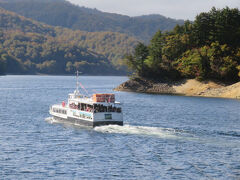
[52,115,123,127]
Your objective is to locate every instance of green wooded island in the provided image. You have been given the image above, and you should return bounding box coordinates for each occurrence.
[115,7,240,99]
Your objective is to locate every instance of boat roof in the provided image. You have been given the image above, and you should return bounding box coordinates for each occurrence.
[69,97,120,105]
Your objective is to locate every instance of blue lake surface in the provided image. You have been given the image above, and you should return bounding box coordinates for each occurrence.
[0,75,240,179]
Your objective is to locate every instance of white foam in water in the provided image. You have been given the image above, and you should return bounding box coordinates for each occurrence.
[45,117,195,140]
[95,125,239,147]
[94,125,180,139]
[45,117,91,129]
[45,117,58,124]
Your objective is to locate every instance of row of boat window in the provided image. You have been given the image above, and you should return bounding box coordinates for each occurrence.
[94,104,122,113]
[73,112,92,120]
[69,103,122,113]
[53,108,67,114]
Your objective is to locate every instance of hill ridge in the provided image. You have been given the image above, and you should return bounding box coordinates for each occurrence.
[0,7,138,75]
[0,0,184,42]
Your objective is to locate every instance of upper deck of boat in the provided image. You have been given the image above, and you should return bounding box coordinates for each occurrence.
[68,93,121,106]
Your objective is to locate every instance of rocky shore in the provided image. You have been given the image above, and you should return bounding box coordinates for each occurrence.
[114,78,240,99]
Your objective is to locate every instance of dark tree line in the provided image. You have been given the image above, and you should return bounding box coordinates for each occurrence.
[125,7,240,82]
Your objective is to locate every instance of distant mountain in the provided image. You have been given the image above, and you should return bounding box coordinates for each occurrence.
[0,8,138,75]
[0,0,184,42]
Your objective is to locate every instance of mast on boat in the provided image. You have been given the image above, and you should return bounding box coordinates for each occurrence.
[74,70,80,96]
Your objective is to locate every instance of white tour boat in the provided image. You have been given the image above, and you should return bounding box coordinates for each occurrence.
[49,72,123,127]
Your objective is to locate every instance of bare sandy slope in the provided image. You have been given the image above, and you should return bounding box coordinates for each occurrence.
[115,78,240,99]
[173,79,240,99]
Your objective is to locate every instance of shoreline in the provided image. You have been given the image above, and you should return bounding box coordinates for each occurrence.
[0,73,127,77]
[114,78,240,99]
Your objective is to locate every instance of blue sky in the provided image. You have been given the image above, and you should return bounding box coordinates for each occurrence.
[68,0,240,20]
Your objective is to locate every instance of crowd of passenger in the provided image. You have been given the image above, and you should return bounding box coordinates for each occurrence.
[94,104,122,113]
[69,103,122,113]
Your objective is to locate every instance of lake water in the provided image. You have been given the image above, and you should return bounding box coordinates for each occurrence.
[0,75,240,179]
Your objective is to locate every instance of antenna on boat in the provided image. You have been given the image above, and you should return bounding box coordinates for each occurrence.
[74,70,80,95]
[76,70,79,92]
[74,71,89,97]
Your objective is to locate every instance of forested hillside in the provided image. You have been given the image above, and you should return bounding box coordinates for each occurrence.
[0,8,138,75]
[0,0,184,42]
[125,7,240,82]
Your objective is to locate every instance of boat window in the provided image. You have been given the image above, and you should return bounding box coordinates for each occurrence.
[105,114,112,119]
[93,104,122,113]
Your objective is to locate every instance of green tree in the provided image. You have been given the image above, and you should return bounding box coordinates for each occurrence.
[124,42,149,76]
[0,54,7,75]
[209,42,239,81]
[65,61,73,73]
[134,42,149,76]
[149,30,163,68]
[36,60,57,74]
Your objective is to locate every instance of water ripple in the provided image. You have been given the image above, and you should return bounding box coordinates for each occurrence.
[1,75,240,179]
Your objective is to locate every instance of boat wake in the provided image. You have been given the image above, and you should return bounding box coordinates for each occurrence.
[94,124,192,140]
[94,125,239,147]
[45,117,238,147]
[45,117,195,140]
[45,117,57,124]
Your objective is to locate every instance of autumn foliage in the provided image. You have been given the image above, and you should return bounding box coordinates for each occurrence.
[125,7,240,82]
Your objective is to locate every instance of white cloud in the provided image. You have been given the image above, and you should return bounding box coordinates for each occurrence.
[68,0,240,20]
